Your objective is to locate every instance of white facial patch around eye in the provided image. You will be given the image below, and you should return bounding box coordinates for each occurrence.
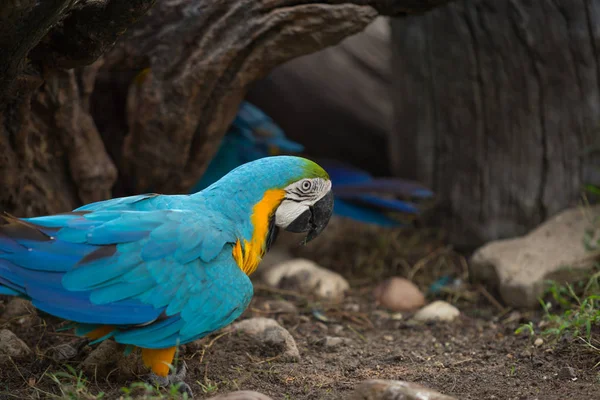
[274,178,332,228]
[285,178,331,203]
[274,200,307,228]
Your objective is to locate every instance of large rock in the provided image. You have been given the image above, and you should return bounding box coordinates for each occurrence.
[470,206,600,308]
[350,379,456,400]
[261,258,349,302]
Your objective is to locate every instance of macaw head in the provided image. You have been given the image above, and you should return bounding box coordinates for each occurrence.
[206,155,334,244]
[272,160,334,244]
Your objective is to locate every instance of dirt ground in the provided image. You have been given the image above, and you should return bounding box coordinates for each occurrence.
[1,222,599,400]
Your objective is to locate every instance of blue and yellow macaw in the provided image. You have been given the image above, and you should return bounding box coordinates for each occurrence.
[0,156,333,389]
[192,101,434,227]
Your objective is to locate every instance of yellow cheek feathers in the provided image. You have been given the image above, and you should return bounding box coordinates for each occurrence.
[232,189,286,276]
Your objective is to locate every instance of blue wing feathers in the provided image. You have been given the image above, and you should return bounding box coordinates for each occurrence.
[0,285,21,296]
[0,193,253,348]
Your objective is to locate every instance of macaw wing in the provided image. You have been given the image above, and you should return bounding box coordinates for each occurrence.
[74,193,192,213]
[0,209,251,347]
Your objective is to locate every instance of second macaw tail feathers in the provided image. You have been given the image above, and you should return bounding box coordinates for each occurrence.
[314,159,434,226]
[333,200,407,227]
[332,178,434,200]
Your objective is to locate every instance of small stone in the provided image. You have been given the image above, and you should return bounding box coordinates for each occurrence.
[344,303,360,312]
[383,335,394,342]
[330,324,345,335]
[315,322,328,333]
[519,349,532,358]
[81,341,144,379]
[49,341,84,362]
[470,206,600,308]
[207,391,273,400]
[316,336,352,350]
[413,301,460,322]
[0,329,32,362]
[1,298,34,318]
[558,366,577,380]
[373,277,425,312]
[390,312,404,321]
[349,379,457,400]
[229,317,300,361]
[371,310,391,326]
[259,299,298,315]
[0,298,37,329]
[261,258,349,301]
[80,341,121,376]
[534,338,544,347]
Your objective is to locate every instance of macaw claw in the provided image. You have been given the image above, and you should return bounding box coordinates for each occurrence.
[146,362,193,398]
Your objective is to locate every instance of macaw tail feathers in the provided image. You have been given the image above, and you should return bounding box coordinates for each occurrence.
[314,159,434,226]
[332,178,434,199]
[333,200,407,227]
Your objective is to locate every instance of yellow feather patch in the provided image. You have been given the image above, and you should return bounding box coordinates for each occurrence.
[232,189,285,276]
[141,347,177,377]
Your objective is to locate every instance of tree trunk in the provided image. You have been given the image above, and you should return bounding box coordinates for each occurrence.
[0,0,155,216]
[0,0,455,217]
[246,16,393,176]
[390,0,600,248]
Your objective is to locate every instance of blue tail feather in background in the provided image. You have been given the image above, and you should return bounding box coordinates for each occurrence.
[191,101,434,227]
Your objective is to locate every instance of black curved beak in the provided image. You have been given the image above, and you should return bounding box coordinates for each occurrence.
[284,190,334,244]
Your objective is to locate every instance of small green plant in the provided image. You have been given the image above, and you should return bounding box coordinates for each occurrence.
[47,365,190,400]
[515,321,535,337]
[119,381,190,400]
[538,278,600,341]
[47,365,104,400]
[196,379,218,394]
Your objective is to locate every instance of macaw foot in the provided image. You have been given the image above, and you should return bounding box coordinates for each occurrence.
[146,362,193,398]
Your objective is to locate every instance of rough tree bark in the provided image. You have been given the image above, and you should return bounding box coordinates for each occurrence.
[390,0,600,248]
[0,0,156,216]
[0,0,456,219]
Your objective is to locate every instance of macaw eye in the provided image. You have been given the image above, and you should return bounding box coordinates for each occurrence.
[301,180,312,191]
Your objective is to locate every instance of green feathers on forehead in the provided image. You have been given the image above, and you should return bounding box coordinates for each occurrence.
[208,156,329,191]
[300,158,330,180]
